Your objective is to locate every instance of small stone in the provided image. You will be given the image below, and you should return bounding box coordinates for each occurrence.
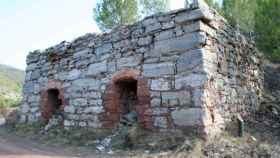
[64,106,75,113]
[154,117,168,128]
[151,98,161,107]
[79,122,87,127]
[84,106,104,114]
[64,120,74,126]
[21,103,30,113]
[72,98,87,107]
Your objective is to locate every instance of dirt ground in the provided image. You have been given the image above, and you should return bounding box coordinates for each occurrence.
[0,127,127,158]
[0,127,79,158]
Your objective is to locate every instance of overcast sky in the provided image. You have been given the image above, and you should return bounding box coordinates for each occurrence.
[0,0,185,70]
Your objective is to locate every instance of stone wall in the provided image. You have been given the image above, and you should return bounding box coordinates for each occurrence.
[201,11,264,135]
[20,0,263,137]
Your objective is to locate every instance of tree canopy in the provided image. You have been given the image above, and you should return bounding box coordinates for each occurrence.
[255,0,280,61]
[94,0,169,32]
[206,0,280,61]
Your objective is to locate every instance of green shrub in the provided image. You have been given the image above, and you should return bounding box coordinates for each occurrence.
[0,96,21,108]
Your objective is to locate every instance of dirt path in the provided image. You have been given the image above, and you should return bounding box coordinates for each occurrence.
[0,127,79,158]
[0,127,119,158]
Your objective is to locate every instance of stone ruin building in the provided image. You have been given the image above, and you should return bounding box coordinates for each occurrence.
[20,0,263,137]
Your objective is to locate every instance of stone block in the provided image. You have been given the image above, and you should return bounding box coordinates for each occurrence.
[162,21,175,29]
[28,95,40,103]
[73,48,91,59]
[138,36,152,46]
[64,106,76,113]
[67,69,81,80]
[155,30,174,41]
[162,91,191,107]
[64,120,75,126]
[33,84,40,94]
[72,98,87,107]
[177,49,204,73]
[151,98,161,107]
[107,61,116,73]
[79,122,87,127]
[88,121,101,128]
[23,82,34,94]
[89,99,103,106]
[72,79,100,90]
[87,62,107,76]
[117,56,142,68]
[142,18,157,26]
[192,88,204,107]
[84,106,104,114]
[151,32,207,55]
[20,103,30,113]
[175,74,207,89]
[175,8,213,24]
[181,21,201,33]
[31,70,40,80]
[154,117,168,128]
[95,43,112,57]
[143,63,174,77]
[26,51,40,64]
[171,108,203,126]
[151,108,168,115]
[151,78,170,91]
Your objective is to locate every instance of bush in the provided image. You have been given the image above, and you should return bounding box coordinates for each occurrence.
[0,96,21,108]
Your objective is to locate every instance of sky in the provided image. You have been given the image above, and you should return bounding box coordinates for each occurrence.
[0,0,185,70]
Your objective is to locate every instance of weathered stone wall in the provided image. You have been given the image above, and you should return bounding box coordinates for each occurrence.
[200,10,264,135]
[20,0,263,137]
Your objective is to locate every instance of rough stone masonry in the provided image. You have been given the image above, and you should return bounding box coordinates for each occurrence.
[20,0,264,137]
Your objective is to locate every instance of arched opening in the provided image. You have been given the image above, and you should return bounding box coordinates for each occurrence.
[117,79,137,114]
[47,89,62,112]
[41,88,63,123]
[102,69,153,129]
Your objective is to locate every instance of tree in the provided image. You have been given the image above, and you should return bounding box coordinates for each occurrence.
[94,0,138,32]
[222,0,257,32]
[93,0,169,32]
[255,0,280,61]
[205,0,221,11]
[139,0,169,17]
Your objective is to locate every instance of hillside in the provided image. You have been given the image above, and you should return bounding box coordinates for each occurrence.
[0,64,25,108]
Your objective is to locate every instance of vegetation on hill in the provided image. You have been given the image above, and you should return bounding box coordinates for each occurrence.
[0,64,25,108]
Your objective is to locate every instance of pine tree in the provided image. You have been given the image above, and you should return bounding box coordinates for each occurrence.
[222,0,257,32]
[94,0,138,32]
[205,0,221,11]
[255,0,280,61]
[94,0,169,32]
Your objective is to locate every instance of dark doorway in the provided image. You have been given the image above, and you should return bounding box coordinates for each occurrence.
[102,69,152,129]
[116,79,138,115]
[42,88,63,122]
[47,89,62,112]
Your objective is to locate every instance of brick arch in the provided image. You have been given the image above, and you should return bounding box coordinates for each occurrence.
[101,69,154,130]
[40,80,66,123]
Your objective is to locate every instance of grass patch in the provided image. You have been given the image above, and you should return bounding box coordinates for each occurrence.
[12,123,113,147]
[0,96,21,108]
